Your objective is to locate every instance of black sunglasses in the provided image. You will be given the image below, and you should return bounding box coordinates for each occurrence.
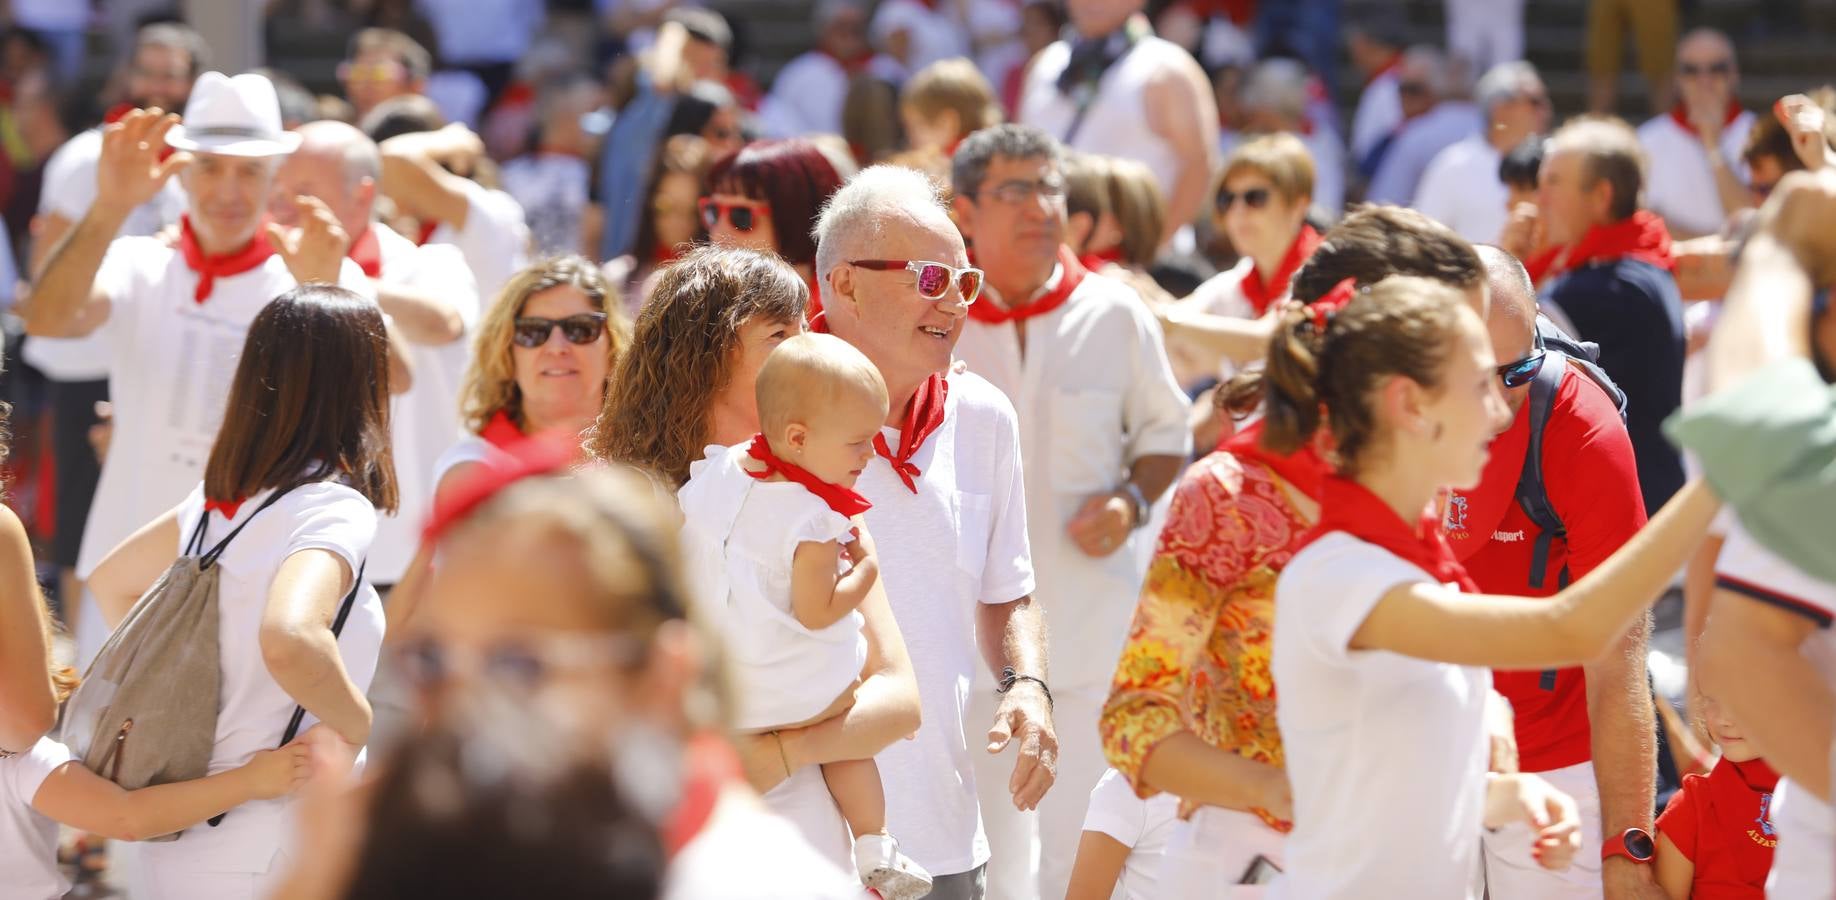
[1216,187,1272,212]
[513,313,608,349]
[1679,61,1733,78]
[699,197,770,233]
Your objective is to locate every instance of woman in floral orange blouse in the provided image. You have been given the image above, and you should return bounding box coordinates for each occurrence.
[1098,207,1488,895]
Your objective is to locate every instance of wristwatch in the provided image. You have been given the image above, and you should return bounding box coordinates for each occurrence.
[1601,827,1655,864]
[1119,482,1149,529]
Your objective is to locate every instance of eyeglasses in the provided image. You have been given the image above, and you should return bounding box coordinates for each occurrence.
[848,259,984,306]
[1216,187,1272,212]
[969,178,1067,206]
[698,197,770,233]
[1496,348,1547,389]
[513,313,608,348]
[1678,60,1733,78]
[393,631,648,691]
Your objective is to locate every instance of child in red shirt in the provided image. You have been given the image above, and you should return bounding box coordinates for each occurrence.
[1654,694,1779,899]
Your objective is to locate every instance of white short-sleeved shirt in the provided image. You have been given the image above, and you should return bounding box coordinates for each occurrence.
[1,737,76,900]
[869,0,970,73]
[1714,520,1836,900]
[1351,70,1403,163]
[856,370,1034,876]
[756,52,853,139]
[25,127,186,381]
[953,268,1190,689]
[366,223,479,583]
[1082,767,1179,900]
[73,242,374,578]
[1413,133,1508,244]
[1019,37,1192,208]
[677,443,869,732]
[1271,533,1491,900]
[427,177,531,306]
[1637,111,1755,238]
[1366,101,1483,207]
[132,481,383,876]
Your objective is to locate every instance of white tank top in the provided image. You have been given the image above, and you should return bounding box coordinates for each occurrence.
[1019,34,1186,204]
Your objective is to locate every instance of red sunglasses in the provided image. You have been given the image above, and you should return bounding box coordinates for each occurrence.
[698,197,772,233]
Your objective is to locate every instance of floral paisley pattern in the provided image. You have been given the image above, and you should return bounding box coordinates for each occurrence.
[1099,450,1315,831]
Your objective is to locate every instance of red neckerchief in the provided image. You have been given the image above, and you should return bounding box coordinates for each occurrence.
[805,271,824,320]
[744,433,873,517]
[347,225,383,279]
[966,245,1087,325]
[1669,99,1744,134]
[1240,225,1322,316]
[660,733,743,857]
[204,496,246,519]
[1446,398,1534,561]
[1365,52,1403,89]
[414,220,440,246]
[808,313,947,492]
[1078,246,1122,271]
[422,430,577,543]
[654,242,682,265]
[820,49,875,75]
[177,215,276,304]
[1525,210,1676,286]
[1306,474,1479,592]
[1221,420,1328,502]
[480,410,525,449]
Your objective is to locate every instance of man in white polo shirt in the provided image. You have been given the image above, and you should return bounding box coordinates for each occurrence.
[1635,29,1755,239]
[812,164,1056,899]
[22,72,382,597]
[949,123,1189,900]
[270,119,478,591]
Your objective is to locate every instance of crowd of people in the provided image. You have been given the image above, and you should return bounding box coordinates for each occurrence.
[0,1,1832,899]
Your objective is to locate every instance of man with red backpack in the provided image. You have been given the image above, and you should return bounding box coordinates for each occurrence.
[1452,246,1663,900]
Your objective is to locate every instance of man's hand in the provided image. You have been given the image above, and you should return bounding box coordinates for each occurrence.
[267,195,350,285]
[1498,201,1544,261]
[1690,105,1726,152]
[987,684,1056,811]
[1776,94,1831,171]
[1067,490,1133,558]
[1602,856,1669,900]
[96,109,191,218]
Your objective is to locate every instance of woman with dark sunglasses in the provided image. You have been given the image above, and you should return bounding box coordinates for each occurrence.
[701,139,847,314]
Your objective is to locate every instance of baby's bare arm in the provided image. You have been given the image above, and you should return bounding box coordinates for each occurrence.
[789,537,877,629]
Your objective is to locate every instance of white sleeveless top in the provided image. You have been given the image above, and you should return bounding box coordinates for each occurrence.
[1019,34,1187,203]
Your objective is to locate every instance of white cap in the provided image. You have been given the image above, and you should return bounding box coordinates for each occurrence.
[165,71,302,158]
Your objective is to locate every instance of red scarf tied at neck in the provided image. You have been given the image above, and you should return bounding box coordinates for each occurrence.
[177,215,276,304]
[967,245,1087,326]
[1669,99,1745,134]
[1523,210,1676,288]
[744,434,873,517]
[809,313,951,494]
[480,410,525,449]
[1220,420,1329,502]
[1306,474,1478,593]
[347,226,383,279]
[1241,225,1323,317]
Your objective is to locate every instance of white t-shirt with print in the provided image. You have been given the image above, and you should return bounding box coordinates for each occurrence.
[427,177,531,306]
[1637,110,1755,238]
[677,442,869,732]
[1714,520,1836,900]
[25,127,187,381]
[130,481,383,877]
[1082,767,1179,900]
[367,223,479,583]
[1,736,76,900]
[954,267,1190,690]
[1271,533,1491,900]
[73,241,373,578]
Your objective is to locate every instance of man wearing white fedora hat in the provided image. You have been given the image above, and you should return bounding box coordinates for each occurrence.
[23,72,398,685]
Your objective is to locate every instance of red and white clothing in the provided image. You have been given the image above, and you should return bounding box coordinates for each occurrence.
[356,223,478,584]
[1636,108,1756,238]
[424,176,531,306]
[954,253,1189,900]
[72,237,372,579]
[869,0,971,76]
[2,736,76,900]
[762,370,1034,879]
[1350,62,1404,164]
[1713,520,1836,900]
[1657,756,1779,899]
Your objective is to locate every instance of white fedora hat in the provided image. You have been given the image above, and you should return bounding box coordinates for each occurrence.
[165,71,302,158]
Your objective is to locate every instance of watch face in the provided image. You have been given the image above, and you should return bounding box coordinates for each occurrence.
[1625,829,1655,860]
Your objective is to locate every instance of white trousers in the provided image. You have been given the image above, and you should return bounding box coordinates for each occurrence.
[969,682,1110,900]
[1482,760,1606,899]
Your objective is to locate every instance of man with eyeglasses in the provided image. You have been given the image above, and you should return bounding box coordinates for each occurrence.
[948,124,1189,900]
[1450,246,1661,900]
[1636,29,1756,240]
[805,164,1051,900]
[340,28,432,125]
[1414,61,1552,244]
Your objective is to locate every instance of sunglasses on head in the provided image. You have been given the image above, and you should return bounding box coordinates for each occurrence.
[513,312,608,349]
[699,197,770,233]
[849,259,984,305]
[1497,332,1548,389]
[1216,187,1272,212]
[1679,60,1733,78]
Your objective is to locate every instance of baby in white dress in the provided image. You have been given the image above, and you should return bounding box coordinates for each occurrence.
[678,333,930,899]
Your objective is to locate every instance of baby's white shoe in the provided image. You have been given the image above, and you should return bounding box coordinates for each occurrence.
[852,832,932,899]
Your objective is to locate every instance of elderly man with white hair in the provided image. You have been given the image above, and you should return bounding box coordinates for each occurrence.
[1364,45,1482,206]
[1635,28,1756,239]
[1414,61,1553,242]
[793,164,1054,900]
[1241,58,1345,223]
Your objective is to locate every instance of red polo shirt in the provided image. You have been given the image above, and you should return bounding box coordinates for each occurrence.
[1655,756,1779,899]
[1445,362,1646,773]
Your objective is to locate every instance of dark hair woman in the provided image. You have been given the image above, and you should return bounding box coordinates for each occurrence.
[701,139,846,313]
[86,284,397,892]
